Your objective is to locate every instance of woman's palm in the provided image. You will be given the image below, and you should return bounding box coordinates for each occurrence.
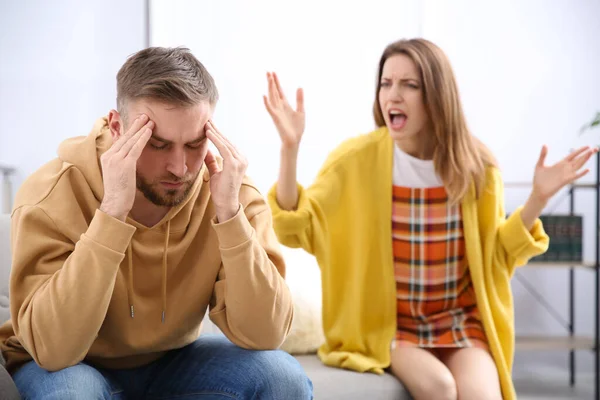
[533,145,598,200]
[263,72,305,148]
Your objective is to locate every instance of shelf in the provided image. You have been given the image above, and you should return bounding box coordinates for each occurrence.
[516,335,596,351]
[574,183,600,189]
[526,261,598,269]
[504,181,598,189]
[0,165,15,175]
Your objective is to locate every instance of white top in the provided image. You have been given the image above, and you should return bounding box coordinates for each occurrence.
[393,143,443,188]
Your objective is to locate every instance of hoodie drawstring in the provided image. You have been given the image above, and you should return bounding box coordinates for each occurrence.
[127,243,135,318]
[162,220,171,324]
[125,219,171,324]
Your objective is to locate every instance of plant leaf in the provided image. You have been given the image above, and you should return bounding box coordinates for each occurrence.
[579,111,600,134]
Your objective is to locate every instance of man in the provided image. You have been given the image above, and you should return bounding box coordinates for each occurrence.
[0,47,312,399]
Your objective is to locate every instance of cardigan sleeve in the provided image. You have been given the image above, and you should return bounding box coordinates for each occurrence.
[479,167,549,274]
[267,164,343,257]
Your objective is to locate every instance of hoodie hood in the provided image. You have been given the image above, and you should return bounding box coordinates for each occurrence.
[57,117,207,322]
[57,117,111,202]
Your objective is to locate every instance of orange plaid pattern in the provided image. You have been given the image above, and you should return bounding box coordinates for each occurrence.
[392,185,489,349]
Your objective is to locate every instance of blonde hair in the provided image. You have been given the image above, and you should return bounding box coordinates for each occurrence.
[373,38,497,203]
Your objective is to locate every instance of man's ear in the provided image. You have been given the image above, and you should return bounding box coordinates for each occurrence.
[107,109,124,142]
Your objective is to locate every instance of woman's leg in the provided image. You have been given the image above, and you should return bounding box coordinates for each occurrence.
[390,346,457,400]
[438,347,502,400]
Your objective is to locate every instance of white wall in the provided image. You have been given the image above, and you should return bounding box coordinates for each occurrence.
[0,0,147,209]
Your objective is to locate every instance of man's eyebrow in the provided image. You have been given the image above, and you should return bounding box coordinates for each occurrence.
[150,131,206,144]
[187,132,207,143]
[381,77,420,82]
[150,133,172,144]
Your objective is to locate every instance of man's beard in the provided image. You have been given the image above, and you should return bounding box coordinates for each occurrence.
[136,172,197,207]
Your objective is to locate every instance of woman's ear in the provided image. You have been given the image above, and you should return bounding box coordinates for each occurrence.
[107,109,124,142]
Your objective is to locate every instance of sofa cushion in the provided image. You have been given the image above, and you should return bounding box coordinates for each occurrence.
[0,363,19,399]
[295,355,410,400]
[0,214,11,325]
[278,248,325,355]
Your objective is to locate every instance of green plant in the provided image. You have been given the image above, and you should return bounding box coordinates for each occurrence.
[580,111,600,134]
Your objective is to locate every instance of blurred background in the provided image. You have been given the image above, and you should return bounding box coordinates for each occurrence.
[1,0,599,398]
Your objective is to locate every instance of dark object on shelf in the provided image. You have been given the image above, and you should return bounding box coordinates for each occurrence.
[531,215,583,263]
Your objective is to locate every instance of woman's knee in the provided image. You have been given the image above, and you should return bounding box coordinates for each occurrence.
[456,379,503,400]
[412,369,457,400]
[13,361,117,400]
[391,347,457,400]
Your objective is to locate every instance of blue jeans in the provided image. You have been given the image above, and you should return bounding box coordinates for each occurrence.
[13,335,313,399]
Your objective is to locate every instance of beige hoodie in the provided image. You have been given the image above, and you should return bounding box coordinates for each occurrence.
[0,118,293,372]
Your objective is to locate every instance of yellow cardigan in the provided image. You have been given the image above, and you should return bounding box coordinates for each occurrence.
[268,126,549,400]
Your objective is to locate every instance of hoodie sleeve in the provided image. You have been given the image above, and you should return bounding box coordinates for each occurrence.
[208,184,293,350]
[9,206,135,371]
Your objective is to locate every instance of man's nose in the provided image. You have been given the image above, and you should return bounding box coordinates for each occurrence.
[166,148,188,178]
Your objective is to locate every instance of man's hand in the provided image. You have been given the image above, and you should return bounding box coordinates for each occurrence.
[204,120,248,222]
[99,114,154,221]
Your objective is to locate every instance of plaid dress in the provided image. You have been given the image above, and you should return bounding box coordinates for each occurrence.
[392,184,489,349]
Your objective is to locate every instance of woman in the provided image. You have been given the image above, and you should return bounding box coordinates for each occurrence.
[263,38,597,400]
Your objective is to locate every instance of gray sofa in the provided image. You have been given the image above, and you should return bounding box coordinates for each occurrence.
[0,213,408,399]
[0,214,20,400]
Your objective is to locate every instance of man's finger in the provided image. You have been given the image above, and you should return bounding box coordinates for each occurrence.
[126,127,153,161]
[207,121,242,160]
[119,120,154,157]
[209,126,239,158]
[206,126,233,161]
[204,150,221,177]
[112,114,149,153]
